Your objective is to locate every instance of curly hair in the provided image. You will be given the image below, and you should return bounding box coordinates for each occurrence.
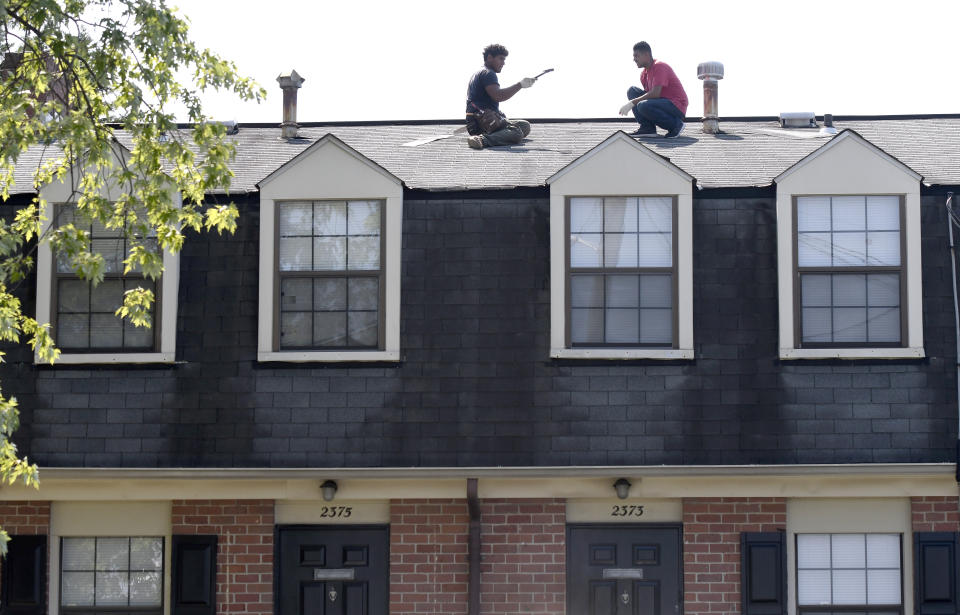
[483,44,509,60]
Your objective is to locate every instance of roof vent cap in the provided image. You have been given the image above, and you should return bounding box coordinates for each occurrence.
[779,111,817,128]
[697,61,724,81]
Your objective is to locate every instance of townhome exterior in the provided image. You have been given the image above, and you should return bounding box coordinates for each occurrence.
[2,113,960,615]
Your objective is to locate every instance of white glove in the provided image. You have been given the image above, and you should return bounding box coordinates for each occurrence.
[520,77,536,88]
[619,102,635,116]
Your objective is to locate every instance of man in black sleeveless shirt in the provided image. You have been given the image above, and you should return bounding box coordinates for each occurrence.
[465,43,536,149]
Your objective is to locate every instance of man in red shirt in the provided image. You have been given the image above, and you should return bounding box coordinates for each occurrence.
[618,41,688,138]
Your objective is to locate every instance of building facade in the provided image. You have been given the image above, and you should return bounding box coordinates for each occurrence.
[2,115,960,615]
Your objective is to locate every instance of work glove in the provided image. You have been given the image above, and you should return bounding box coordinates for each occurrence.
[619,102,635,116]
[520,77,536,88]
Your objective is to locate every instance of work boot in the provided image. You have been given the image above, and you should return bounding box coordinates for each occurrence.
[468,135,485,149]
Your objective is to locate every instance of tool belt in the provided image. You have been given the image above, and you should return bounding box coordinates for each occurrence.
[467,104,508,135]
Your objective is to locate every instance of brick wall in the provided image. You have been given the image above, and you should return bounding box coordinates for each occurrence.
[171,499,274,615]
[683,497,787,615]
[911,496,960,532]
[480,499,565,615]
[390,499,470,615]
[0,501,50,597]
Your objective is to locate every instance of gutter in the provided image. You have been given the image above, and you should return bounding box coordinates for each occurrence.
[467,478,480,615]
[946,191,960,483]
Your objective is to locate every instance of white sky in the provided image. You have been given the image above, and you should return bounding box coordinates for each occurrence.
[170,0,959,123]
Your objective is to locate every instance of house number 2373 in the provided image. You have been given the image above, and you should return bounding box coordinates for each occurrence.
[610,505,644,517]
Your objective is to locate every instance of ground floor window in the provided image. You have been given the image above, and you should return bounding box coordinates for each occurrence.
[60,536,164,612]
[797,533,902,615]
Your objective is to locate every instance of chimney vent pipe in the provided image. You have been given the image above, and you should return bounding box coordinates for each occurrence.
[697,61,724,135]
[277,70,305,139]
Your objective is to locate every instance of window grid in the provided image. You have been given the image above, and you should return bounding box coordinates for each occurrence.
[276,200,384,351]
[566,197,676,348]
[794,196,905,348]
[796,533,902,614]
[60,536,164,613]
[52,206,158,353]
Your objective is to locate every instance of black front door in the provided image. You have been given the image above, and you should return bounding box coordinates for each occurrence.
[568,524,682,615]
[276,525,389,615]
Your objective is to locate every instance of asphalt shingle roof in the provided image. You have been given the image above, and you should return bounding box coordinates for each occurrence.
[9,116,960,194]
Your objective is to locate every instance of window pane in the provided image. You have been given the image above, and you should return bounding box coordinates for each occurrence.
[571,275,603,308]
[90,314,123,348]
[97,537,130,571]
[314,202,347,236]
[866,231,900,266]
[281,278,314,311]
[833,308,868,343]
[605,308,639,343]
[867,274,899,306]
[802,308,832,343]
[571,233,603,267]
[798,534,831,568]
[347,311,378,347]
[90,280,124,312]
[637,233,672,267]
[95,571,129,605]
[314,312,347,346]
[130,571,162,606]
[347,201,380,236]
[833,569,867,604]
[606,275,639,308]
[571,308,602,344]
[833,232,867,266]
[640,275,672,308]
[604,234,638,267]
[866,535,900,568]
[832,535,866,568]
[866,570,901,604]
[798,197,831,232]
[348,278,378,311]
[798,233,832,267]
[129,538,162,570]
[279,202,314,236]
[58,280,89,313]
[570,198,603,233]
[63,538,96,570]
[604,198,637,233]
[833,275,866,307]
[868,308,900,343]
[58,314,89,349]
[798,569,831,605]
[639,197,672,233]
[61,571,95,606]
[347,236,380,270]
[280,312,312,347]
[92,238,124,273]
[866,196,899,231]
[313,237,347,270]
[802,275,831,307]
[313,278,347,311]
[832,196,866,231]
[639,308,672,344]
[123,320,154,349]
[278,236,312,271]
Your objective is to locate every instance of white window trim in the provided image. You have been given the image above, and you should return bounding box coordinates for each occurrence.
[775,132,924,360]
[547,132,695,360]
[256,134,402,363]
[34,198,180,366]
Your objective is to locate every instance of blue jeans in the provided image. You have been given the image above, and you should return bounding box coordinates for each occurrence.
[482,119,531,147]
[627,86,684,133]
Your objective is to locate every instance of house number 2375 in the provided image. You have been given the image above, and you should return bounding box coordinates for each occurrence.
[610,505,644,517]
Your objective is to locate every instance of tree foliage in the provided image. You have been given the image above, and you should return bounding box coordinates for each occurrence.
[0,0,264,553]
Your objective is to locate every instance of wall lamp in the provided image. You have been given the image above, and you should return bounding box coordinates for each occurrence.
[613,478,632,500]
[321,480,338,502]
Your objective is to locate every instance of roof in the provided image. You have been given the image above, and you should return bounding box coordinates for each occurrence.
[8,116,960,194]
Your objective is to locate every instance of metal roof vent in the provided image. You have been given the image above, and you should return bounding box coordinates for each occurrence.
[697,61,724,134]
[779,111,817,128]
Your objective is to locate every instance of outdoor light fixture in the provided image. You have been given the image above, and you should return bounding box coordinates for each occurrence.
[613,478,632,500]
[321,480,338,502]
